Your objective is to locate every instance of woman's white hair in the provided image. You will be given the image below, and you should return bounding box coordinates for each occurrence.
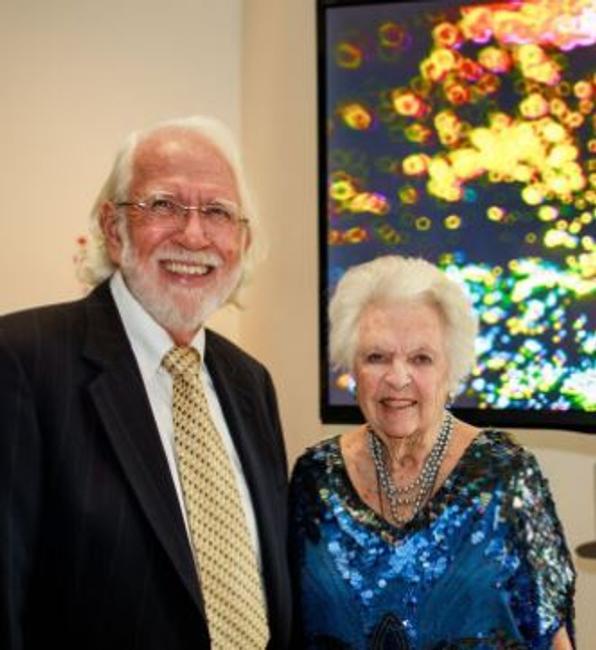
[329,255,479,393]
[77,115,263,298]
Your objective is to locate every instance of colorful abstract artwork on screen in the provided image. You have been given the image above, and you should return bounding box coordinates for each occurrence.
[324,0,595,415]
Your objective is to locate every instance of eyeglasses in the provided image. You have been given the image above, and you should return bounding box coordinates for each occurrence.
[115,194,248,234]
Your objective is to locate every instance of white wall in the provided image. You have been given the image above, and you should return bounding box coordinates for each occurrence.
[1,0,594,644]
[240,0,596,646]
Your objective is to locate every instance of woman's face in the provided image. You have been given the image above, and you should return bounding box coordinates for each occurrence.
[354,300,450,442]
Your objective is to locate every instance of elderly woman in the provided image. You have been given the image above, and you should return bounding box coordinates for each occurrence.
[290,255,575,649]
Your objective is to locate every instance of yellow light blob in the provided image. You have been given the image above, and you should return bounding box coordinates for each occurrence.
[398,186,419,204]
[349,192,390,215]
[578,251,595,276]
[343,227,368,244]
[376,223,402,245]
[392,90,427,117]
[538,205,558,221]
[336,373,353,390]
[420,58,443,82]
[330,179,357,201]
[564,112,584,129]
[557,80,572,97]
[340,103,373,130]
[444,186,463,202]
[482,311,501,325]
[426,156,461,202]
[449,148,483,180]
[588,139,596,154]
[434,110,460,131]
[487,206,506,222]
[328,229,341,245]
[415,216,432,231]
[541,120,566,142]
[405,123,432,143]
[519,93,549,119]
[430,47,457,72]
[432,22,461,48]
[581,236,594,250]
[478,46,511,73]
[549,98,568,118]
[516,44,545,66]
[379,21,406,48]
[547,143,577,167]
[580,212,593,224]
[573,80,593,99]
[335,42,363,69]
[464,266,496,287]
[513,164,533,182]
[569,222,582,235]
[402,154,430,176]
[525,61,560,85]
[543,229,578,249]
[562,165,586,192]
[578,99,593,115]
[546,174,572,195]
[487,357,506,369]
[438,131,459,146]
[444,215,461,230]
[489,112,512,130]
[522,185,545,205]
[444,82,470,105]
[556,220,568,231]
[483,292,499,306]
[428,157,451,178]
[525,232,537,243]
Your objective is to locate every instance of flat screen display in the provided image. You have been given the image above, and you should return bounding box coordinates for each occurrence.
[318,0,595,432]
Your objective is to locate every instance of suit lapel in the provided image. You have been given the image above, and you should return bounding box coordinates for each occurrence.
[81,283,205,615]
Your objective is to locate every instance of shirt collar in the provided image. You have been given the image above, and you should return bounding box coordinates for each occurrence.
[109,271,205,381]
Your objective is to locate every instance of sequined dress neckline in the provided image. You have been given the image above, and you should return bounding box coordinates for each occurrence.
[329,429,482,543]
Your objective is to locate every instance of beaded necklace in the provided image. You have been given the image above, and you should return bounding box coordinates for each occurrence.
[367,411,454,525]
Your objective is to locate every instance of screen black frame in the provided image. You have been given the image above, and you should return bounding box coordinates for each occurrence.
[317,0,595,434]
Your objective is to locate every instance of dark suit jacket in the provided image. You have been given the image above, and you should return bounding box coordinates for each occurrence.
[0,281,292,649]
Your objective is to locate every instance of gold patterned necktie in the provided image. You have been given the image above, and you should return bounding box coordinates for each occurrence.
[162,346,269,649]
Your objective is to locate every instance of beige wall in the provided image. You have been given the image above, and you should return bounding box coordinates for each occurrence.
[1,0,595,644]
[0,0,243,338]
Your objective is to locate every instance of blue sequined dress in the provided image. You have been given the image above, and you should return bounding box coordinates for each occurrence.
[289,430,575,649]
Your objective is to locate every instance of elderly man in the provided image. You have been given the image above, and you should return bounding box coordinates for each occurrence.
[0,117,292,649]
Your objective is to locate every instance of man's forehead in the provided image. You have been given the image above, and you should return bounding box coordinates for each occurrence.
[135,129,223,162]
[130,129,235,183]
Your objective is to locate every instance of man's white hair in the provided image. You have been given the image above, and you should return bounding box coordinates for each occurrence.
[78,115,263,299]
[329,255,479,394]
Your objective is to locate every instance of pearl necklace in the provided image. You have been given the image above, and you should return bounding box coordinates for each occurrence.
[367,411,454,525]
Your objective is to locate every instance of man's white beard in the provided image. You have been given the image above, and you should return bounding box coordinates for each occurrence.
[117,225,243,337]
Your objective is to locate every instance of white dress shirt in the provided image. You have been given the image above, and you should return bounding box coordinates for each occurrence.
[109,272,262,560]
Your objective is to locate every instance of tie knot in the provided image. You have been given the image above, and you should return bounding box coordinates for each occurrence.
[162,346,201,378]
